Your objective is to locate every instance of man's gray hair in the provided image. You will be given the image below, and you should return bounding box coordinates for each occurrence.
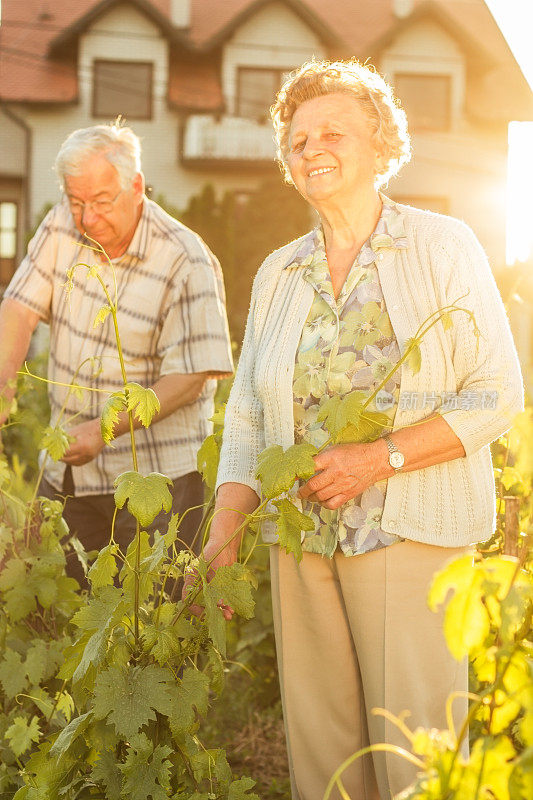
[55,123,142,189]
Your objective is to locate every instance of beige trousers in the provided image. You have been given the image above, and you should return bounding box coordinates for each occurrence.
[270,540,471,800]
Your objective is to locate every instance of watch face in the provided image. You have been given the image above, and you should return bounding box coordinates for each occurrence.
[390,451,405,469]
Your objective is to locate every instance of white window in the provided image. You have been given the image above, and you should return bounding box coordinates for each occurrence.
[237,67,292,121]
[394,73,452,131]
[93,60,153,120]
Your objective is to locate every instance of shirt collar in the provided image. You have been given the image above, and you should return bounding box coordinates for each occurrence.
[115,197,150,263]
[283,193,407,270]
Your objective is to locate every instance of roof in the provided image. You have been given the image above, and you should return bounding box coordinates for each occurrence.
[1,0,532,119]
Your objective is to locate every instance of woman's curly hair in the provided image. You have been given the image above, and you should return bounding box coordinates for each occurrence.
[271,59,412,188]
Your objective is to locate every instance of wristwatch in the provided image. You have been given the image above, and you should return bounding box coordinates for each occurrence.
[383,435,405,473]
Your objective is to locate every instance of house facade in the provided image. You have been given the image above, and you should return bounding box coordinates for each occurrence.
[1,0,532,290]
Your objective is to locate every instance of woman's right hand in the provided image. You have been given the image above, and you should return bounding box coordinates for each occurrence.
[181,481,261,621]
[182,536,239,620]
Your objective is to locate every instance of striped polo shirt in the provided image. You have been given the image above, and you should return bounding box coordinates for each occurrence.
[5,197,233,495]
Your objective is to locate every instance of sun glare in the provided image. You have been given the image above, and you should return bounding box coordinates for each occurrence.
[485,0,533,265]
[507,122,533,265]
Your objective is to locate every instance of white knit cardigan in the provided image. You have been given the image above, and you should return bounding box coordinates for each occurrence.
[217,201,524,547]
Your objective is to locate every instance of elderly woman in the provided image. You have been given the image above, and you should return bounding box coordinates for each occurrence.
[189,60,523,799]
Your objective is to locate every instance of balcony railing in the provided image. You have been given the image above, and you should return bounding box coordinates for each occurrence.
[182,114,277,165]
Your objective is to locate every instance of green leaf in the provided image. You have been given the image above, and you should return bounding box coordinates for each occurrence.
[168,667,210,735]
[125,382,160,428]
[3,579,37,621]
[141,620,182,665]
[93,304,112,328]
[25,640,55,685]
[256,442,317,499]
[70,586,127,682]
[501,466,524,491]
[120,530,156,604]
[5,716,41,757]
[428,556,490,659]
[209,563,257,619]
[120,740,172,800]
[404,338,422,375]
[0,557,26,591]
[92,664,172,739]
[40,425,72,460]
[456,735,515,800]
[228,777,260,800]
[100,394,126,445]
[0,649,27,698]
[87,543,119,590]
[91,748,123,800]
[197,433,220,491]
[114,471,173,527]
[272,498,315,563]
[49,712,92,760]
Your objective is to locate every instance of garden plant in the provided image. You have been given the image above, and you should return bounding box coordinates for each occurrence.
[0,228,530,800]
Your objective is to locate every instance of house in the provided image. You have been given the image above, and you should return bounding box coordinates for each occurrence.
[1,0,532,290]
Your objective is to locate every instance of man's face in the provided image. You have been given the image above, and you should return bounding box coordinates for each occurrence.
[64,154,144,259]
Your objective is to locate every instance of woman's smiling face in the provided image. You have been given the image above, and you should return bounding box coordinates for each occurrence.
[287,93,384,209]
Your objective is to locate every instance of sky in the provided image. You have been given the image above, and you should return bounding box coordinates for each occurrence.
[485,0,533,264]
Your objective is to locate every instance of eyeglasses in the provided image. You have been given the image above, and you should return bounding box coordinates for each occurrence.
[66,188,124,217]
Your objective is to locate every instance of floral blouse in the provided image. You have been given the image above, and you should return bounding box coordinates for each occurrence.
[292,200,407,557]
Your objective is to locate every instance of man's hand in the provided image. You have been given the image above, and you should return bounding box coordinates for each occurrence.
[297,442,385,509]
[61,418,105,466]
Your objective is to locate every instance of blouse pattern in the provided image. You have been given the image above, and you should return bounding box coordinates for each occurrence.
[292,200,407,557]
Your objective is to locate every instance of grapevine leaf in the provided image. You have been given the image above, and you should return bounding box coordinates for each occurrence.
[5,716,41,757]
[40,425,72,461]
[196,433,220,491]
[119,741,173,800]
[190,748,232,789]
[0,649,27,698]
[256,443,318,499]
[272,499,315,563]
[92,664,173,739]
[93,304,112,328]
[49,711,92,759]
[202,584,226,657]
[87,543,119,590]
[25,640,49,685]
[168,667,210,735]
[100,394,126,445]
[114,471,173,528]
[0,557,26,591]
[91,748,123,800]
[3,579,37,621]
[337,409,390,444]
[209,563,257,619]
[125,382,160,428]
[404,338,422,375]
[228,777,260,800]
[500,466,524,491]
[70,586,127,682]
[428,556,489,659]
[210,404,226,427]
[457,735,515,800]
[120,530,156,604]
[141,622,182,665]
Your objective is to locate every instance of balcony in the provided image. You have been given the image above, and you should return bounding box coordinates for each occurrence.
[181,114,277,168]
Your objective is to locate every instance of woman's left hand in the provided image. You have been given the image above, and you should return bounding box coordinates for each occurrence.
[297,442,384,509]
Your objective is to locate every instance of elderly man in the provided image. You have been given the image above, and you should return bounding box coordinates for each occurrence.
[0,123,233,584]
